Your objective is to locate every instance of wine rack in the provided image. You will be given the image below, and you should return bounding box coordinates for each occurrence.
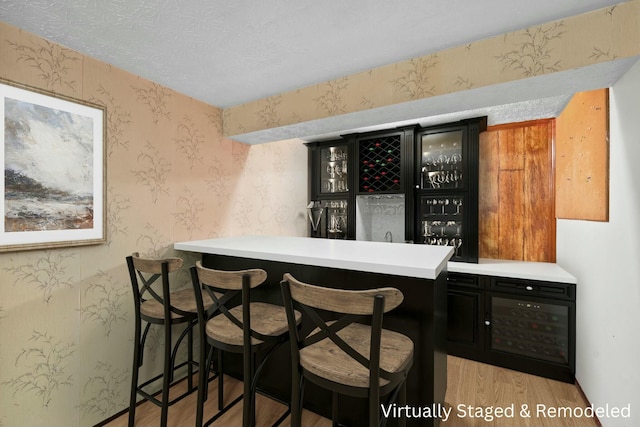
[358,135,402,192]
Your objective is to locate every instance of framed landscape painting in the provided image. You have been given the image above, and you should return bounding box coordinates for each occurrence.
[0,79,106,252]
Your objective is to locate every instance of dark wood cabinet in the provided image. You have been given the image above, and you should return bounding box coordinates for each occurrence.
[447,273,486,359]
[350,126,415,242]
[306,139,354,239]
[306,118,486,261]
[415,119,485,262]
[447,271,576,383]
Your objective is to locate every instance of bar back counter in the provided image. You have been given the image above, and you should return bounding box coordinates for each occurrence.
[175,236,453,427]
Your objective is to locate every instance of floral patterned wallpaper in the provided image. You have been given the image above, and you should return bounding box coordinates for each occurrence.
[1,2,639,424]
[0,22,307,427]
[225,1,640,138]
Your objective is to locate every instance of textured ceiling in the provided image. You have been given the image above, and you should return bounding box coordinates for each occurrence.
[0,0,626,110]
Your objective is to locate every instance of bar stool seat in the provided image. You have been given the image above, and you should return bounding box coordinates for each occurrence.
[300,322,413,388]
[206,302,293,346]
[140,288,215,320]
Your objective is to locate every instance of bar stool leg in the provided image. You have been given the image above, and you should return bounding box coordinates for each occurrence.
[398,381,407,427]
[128,319,141,427]
[161,322,172,427]
[188,323,194,391]
[332,392,339,427]
[290,375,303,427]
[217,349,224,411]
[195,335,209,427]
[242,350,253,427]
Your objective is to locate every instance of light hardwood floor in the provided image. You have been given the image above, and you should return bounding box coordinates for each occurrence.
[104,356,598,427]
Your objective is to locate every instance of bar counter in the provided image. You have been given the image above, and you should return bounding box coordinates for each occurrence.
[175,236,453,427]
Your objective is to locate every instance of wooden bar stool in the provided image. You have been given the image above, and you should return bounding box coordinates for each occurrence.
[126,253,214,427]
[280,273,414,427]
[190,261,301,427]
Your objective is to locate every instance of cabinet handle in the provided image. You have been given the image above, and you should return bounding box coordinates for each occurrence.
[485,320,491,326]
[415,185,420,189]
[526,285,534,291]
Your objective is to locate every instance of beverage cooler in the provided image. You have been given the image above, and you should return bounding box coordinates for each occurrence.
[486,277,576,382]
[491,295,570,365]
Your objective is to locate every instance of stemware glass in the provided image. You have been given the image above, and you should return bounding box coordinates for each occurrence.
[306,201,324,232]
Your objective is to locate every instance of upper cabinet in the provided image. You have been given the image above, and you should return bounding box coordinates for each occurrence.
[306,117,486,263]
[418,128,466,191]
[415,119,485,262]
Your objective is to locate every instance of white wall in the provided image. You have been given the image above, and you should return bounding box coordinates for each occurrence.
[556,60,640,426]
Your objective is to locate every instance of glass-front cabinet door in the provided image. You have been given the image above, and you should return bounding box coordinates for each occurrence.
[307,199,348,239]
[419,129,465,190]
[415,120,481,263]
[306,139,354,239]
[418,194,466,258]
[320,145,349,195]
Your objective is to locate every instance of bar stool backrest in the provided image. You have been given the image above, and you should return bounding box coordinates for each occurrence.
[127,252,188,318]
[190,260,269,342]
[280,272,406,392]
[284,273,404,315]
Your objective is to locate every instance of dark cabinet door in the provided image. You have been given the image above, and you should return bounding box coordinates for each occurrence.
[446,273,486,359]
[447,289,484,355]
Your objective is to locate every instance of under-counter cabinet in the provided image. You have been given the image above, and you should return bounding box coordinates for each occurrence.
[447,271,576,383]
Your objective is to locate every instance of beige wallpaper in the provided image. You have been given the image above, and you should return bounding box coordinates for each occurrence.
[225,1,640,138]
[0,22,308,427]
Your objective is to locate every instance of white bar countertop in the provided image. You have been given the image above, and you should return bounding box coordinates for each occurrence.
[175,235,453,280]
[448,258,577,284]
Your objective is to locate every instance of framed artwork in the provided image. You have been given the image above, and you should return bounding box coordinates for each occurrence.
[0,79,106,252]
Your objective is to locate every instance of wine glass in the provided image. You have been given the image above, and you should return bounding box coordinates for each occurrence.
[453,199,462,215]
[440,199,449,214]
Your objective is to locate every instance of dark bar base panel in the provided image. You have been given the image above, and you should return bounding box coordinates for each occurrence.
[203,254,448,427]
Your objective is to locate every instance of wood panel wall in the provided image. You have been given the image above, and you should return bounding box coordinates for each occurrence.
[479,120,556,262]
[555,89,609,221]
